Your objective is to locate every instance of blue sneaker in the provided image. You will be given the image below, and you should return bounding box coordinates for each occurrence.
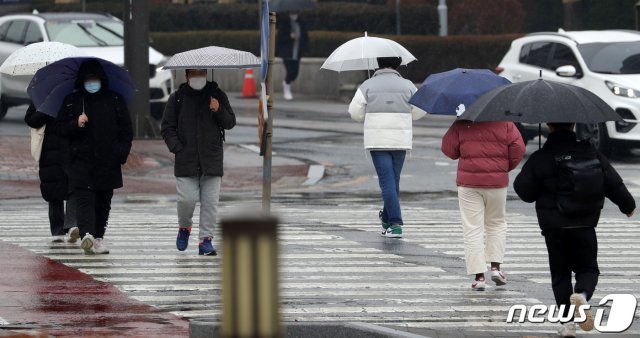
[176,227,191,251]
[199,236,217,256]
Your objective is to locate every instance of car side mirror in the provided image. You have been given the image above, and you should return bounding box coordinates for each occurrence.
[556,65,577,77]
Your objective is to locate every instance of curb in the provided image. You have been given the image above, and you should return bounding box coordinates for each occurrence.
[189,321,431,338]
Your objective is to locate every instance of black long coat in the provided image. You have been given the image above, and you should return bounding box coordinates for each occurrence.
[24,104,68,201]
[56,90,133,191]
[514,130,635,232]
[160,82,236,178]
[275,14,309,60]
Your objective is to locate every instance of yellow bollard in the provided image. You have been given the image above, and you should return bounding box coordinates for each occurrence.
[221,216,281,338]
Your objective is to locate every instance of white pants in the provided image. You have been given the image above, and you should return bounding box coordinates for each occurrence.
[176,176,221,239]
[457,186,508,275]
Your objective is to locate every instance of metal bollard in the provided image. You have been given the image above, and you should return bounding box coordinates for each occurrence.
[221,216,281,338]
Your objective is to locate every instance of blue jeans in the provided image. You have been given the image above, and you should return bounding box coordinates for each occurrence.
[370,150,406,225]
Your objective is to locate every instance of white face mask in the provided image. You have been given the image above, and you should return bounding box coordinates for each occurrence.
[290,14,298,21]
[189,77,207,91]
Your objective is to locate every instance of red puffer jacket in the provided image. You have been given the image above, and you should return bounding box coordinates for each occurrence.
[441,120,525,188]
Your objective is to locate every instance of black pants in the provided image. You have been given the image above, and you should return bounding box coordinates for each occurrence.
[284,59,301,84]
[543,227,599,317]
[47,196,77,236]
[76,188,113,239]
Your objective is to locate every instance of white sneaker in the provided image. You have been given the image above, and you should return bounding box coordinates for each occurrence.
[283,81,293,100]
[92,238,109,254]
[570,293,594,331]
[558,322,576,337]
[81,234,95,254]
[491,268,507,286]
[51,235,65,243]
[67,227,80,244]
[471,277,486,291]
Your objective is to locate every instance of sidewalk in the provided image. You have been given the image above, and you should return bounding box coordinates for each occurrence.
[0,240,189,337]
[0,136,310,200]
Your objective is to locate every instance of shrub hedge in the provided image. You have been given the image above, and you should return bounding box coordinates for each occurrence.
[31,0,640,34]
[151,30,521,83]
[31,1,438,35]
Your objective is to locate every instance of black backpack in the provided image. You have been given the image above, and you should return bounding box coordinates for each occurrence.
[554,144,605,215]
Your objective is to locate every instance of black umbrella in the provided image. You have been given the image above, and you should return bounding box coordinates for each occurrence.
[269,0,316,12]
[458,79,622,124]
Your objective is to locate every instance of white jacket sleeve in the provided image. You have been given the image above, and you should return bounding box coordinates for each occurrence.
[411,105,427,120]
[348,88,366,122]
[407,82,426,120]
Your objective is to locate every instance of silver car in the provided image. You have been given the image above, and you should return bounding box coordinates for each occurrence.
[0,11,173,120]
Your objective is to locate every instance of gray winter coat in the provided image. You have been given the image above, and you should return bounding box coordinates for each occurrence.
[161,82,236,177]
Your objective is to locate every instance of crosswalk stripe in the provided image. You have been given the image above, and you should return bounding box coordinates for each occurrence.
[1,201,639,334]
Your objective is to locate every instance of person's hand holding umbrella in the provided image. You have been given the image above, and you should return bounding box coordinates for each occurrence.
[78,112,88,128]
[210,97,220,113]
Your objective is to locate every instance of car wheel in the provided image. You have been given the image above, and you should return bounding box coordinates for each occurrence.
[576,123,611,156]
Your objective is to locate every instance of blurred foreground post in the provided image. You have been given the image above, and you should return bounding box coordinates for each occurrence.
[221,216,281,338]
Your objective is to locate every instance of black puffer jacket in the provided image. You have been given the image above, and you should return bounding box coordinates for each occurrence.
[24,103,68,201]
[514,130,635,232]
[56,60,133,191]
[161,82,236,177]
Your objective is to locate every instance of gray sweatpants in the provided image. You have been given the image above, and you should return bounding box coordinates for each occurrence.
[176,176,221,239]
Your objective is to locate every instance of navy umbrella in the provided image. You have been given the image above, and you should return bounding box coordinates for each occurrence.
[409,68,511,116]
[27,57,135,117]
[458,79,622,123]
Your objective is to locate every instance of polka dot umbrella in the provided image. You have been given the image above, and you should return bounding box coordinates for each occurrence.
[0,41,86,76]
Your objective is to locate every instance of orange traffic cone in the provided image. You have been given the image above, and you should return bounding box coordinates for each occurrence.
[242,69,257,98]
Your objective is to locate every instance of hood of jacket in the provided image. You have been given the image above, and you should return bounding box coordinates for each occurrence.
[75,59,109,94]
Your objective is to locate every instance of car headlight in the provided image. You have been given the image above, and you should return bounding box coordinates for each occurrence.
[606,81,639,98]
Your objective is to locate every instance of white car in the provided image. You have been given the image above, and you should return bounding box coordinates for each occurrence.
[497,29,640,155]
[0,11,173,120]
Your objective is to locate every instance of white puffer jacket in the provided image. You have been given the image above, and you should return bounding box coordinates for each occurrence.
[348,69,426,150]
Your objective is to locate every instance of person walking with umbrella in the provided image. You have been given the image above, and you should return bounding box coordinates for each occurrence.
[55,59,133,255]
[441,117,525,290]
[412,68,525,290]
[514,123,635,336]
[276,11,309,100]
[24,103,79,244]
[348,56,426,238]
[161,69,236,256]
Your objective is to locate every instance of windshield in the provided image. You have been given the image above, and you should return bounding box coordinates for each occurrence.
[578,41,640,74]
[45,19,123,47]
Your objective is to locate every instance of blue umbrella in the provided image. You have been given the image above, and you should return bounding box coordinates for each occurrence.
[409,68,511,116]
[27,57,135,117]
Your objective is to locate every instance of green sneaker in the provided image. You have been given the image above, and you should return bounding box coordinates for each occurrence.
[379,210,390,236]
[384,225,403,238]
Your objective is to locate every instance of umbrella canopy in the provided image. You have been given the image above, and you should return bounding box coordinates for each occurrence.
[28,57,135,117]
[458,79,622,124]
[0,42,86,76]
[320,32,416,72]
[163,46,260,70]
[409,68,511,116]
[270,0,316,12]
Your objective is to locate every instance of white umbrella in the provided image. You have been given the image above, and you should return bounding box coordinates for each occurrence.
[0,42,86,76]
[321,32,417,72]
[163,46,260,70]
